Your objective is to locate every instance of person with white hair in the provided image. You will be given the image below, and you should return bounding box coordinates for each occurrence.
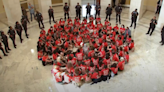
[118,57,125,71]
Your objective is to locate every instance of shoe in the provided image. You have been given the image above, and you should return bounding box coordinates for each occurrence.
[4,54,8,56]
[6,51,9,53]
[146,33,149,35]
[160,41,162,43]
[8,49,11,51]
[0,57,2,59]
[161,43,164,45]
[26,36,29,38]
[130,26,132,27]
[14,46,16,48]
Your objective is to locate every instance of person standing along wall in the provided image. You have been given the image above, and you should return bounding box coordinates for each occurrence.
[28,3,35,21]
[48,6,55,25]
[130,9,138,29]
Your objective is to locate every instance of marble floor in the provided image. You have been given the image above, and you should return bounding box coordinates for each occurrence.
[0,6,164,92]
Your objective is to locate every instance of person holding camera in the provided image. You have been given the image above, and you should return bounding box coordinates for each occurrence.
[8,26,16,48]
[146,16,157,36]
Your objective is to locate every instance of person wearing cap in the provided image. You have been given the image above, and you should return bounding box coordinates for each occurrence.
[75,3,82,20]
[64,3,70,21]
[21,15,29,38]
[15,21,23,43]
[35,11,44,29]
[115,4,122,24]
[86,3,92,19]
[130,9,139,29]
[106,4,112,21]
[48,6,55,24]
[0,42,8,59]
[146,16,157,36]
[95,3,101,19]
[8,26,16,48]
[1,32,11,53]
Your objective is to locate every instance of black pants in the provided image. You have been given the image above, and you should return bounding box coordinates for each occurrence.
[156,6,161,14]
[38,20,44,28]
[23,26,28,37]
[86,11,91,18]
[161,33,164,44]
[91,77,102,84]
[10,36,16,47]
[0,47,6,55]
[64,12,69,21]
[49,15,55,24]
[95,11,100,19]
[147,27,155,36]
[2,41,10,52]
[116,13,121,23]
[102,75,111,81]
[130,19,137,29]
[24,15,30,23]
[106,13,111,21]
[76,11,81,19]
[17,31,23,42]
[113,0,116,7]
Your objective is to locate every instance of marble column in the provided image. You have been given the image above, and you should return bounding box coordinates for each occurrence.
[100,0,112,14]
[38,0,52,20]
[2,0,22,26]
[157,1,164,28]
[69,0,81,16]
[129,0,147,21]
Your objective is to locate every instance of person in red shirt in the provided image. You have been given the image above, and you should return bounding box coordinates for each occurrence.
[72,68,82,87]
[101,65,110,81]
[129,40,135,51]
[42,52,53,66]
[118,47,124,58]
[96,16,101,24]
[76,49,84,61]
[123,43,129,52]
[59,18,65,28]
[64,25,70,33]
[67,17,72,24]
[82,17,87,26]
[80,62,87,74]
[83,69,92,83]
[124,52,129,63]
[83,57,91,66]
[112,52,119,62]
[103,54,111,65]
[91,55,99,66]
[113,24,119,34]
[120,25,125,34]
[62,71,72,84]
[38,49,43,60]
[118,57,125,71]
[89,62,96,73]
[54,21,59,29]
[110,63,118,77]
[97,22,103,29]
[88,46,95,58]
[55,71,63,83]
[91,68,102,85]
[68,55,76,65]
[89,15,94,24]
[105,19,110,26]
[87,22,95,30]
[97,60,104,70]
[75,20,81,27]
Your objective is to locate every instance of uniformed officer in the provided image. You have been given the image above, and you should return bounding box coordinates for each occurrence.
[21,7,30,23]
[160,25,164,45]
[21,15,29,38]
[115,4,122,24]
[146,16,157,36]
[64,3,70,21]
[1,31,11,53]
[0,42,8,57]
[35,11,44,29]
[95,3,101,19]
[48,6,55,24]
[130,9,139,29]
[106,4,112,21]
[15,21,23,43]
[156,0,163,14]
[75,3,82,20]
[86,3,92,19]
[8,26,16,48]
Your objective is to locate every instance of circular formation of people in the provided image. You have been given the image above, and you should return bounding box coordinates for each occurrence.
[37,13,135,87]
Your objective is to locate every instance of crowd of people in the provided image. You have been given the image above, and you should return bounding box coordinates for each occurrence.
[37,15,135,87]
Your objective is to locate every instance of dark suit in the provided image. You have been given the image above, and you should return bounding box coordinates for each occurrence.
[156,0,162,14]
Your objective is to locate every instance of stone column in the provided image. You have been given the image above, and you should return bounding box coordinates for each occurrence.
[129,0,147,21]
[69,0,81,16]
[38,0,52,20]
[157,1,164,28]
[2,0,22,26]
[100,0,112,14]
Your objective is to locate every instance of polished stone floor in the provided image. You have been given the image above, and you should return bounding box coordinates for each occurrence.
[0,6,164,92]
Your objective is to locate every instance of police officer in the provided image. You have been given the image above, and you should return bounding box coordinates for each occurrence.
[160,25,164,45]
[75,3,82,20]
[115,4,122,24]
[106,4,112,21]
[1,31,11,53]
[15,21,23,43]
[0,42,8,57]
[130,9,138,29]
[21,7,30,23]
[146,16,157,36]
[156,0,163,14]
[64,3,70,21]
[21,15,29,38]
[86,3,92,19]
[8,26,16,48]
[48,6,55,24]
[35,11,44,29]
[95,3,101,19]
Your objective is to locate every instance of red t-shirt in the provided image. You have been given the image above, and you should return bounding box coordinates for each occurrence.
[89,66,96,73]
[83,74,92,82]
[72,75,81,83]
[101,68,109,76]
[124,46,129,52]
[129,42,134,49]
[119,51,124,57]
[125,55,129,63]
[118,60,125,71]
[110,67,118,74]
[103,58,111,65]
[92,71,102,79]
[113,26,119,30]
[76,52,84,61]
[113,54,119,62]
[59,21,65,26]
[88,50,94,57]
[84,59,91,66]
[80,64,87,72]
[42,56,48,62]
[53,53,58,60]
[91,58,99,66]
